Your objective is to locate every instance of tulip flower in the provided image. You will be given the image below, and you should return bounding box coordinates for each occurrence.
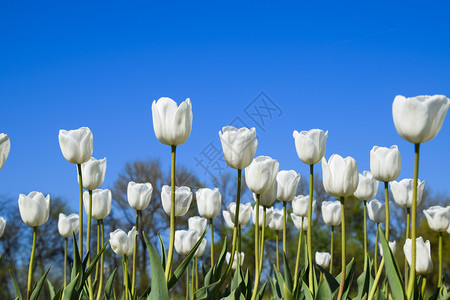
[83,189,112,220]
[0,217,6,238]
[379,241,397,257]
[58,213,79,238]
[321,201,341,227]
[245,156,279,195]
[80,157,107,191]
[293,129,328,165]
[252,181,277,208]
[175,230,199,256]
[219,126,258,170]
[390,179,425,209]
[0,133,10,170]
[268,208,284,269]
[222,202,252,229]
[188,216,208,235]
[252,206,273,227]
[370,146,401,183]
[161,185,193,217]
[196,188,221,219]
[226,251,245,270]
[291,213,308,231]
[367,199,386,224]
[276,170,301,202]
[292,195,316,218]
[315,252,331,269]
[403,237,433,275]
[151,97,193,146]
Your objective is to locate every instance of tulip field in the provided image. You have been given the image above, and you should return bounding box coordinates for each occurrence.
[1,95,450,300]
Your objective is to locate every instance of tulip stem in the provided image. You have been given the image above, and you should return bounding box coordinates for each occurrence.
[209,218,214,267]
[294,218,304,291]
[330,226,334,274]
[195,257,199,291]
[190,260,194,300]
[407,143,420,300]
[165,145,177,282]
[336,197,346,300]
[368,257,385,300]
[132,210,139,297]
[250,194,261,300]
[77,164,84,259]
[421,276,427,298]
[405,208,410,283]
[96,219,105,300]
[438,231,442,287]
[283,201,287,256]
[276,232,279,270]
[374,223,380,274]
[95,221,100,282]
[186,264,189,300]
[363,200,368,270]
[238,226,242,267]
[87,190,94,300]
[259,207,266,272]
[384,182,390,242]
[307,164,314,294]
[27,227,37,300]
[64,238,68,288]
[124,255,129,300]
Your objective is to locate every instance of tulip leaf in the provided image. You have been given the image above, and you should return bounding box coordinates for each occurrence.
[30,266,51,300]
[103,267,117,300]
[315,278,332,300]
[378,226,405,300]
[142,232,169,300]
[9,270,23,300]
[283,252,293,293]
[193,281,220,299]
[356,255,374,300]
[157,233,166,270]
[47,279,56,299]
[63,274,80,300]
[270,276,282,299]
[84,242,109,282]
[335,257,355,300]
[302,280,314,300]
[256,281,268,300]
[316,265,339,294]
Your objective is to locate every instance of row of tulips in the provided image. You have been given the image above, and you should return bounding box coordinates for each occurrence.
[1,94,450,300]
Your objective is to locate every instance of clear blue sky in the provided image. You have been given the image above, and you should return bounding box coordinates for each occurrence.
[1,1,450,212]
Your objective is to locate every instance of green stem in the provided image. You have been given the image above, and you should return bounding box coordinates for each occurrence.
[276,232,279,270]
[165,145,177,282]
[330,226,334,274]
[95,221,100,282]
[405,208,410,284]
[77,164,84,258]
[210,218,214,267]
[238,226,241,267]
[64,238,68,288]
[132,210,139,297]
[384,181,390,241]
[190,260,194,300]
[283,201,287,256]
[27,227,37,300]
[87,190,93,300]
[124,255,129,300]
[96,220,105,300]
[375,223,380,274]
[368,257,385,300]
[195,257,199,291]
[363,200,367,270]
[438,232,442,287]
[308,164,314,294]
[250,194,261,300]
[259,207,266,272]
[336,197,346,300]
[407,143,420,300]
[186,265,189,300]
[421,276,427,298]
[294,219,304,290]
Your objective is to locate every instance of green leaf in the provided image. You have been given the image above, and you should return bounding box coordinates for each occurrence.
[193,281,220,299]
[9,270,23,300]
[315,278,332,300]
[335,257,355,300]
[355,255,374,300]
[378,226,406,300]
[47,279,56,299]
[84,242,109,282]
[63,274,80,300]
[143,232,169,300]
[30,267,51,300]
[103,267,117,300]
[283,252,293,293]
[256,281,268,300]
[316,265,339,294]
[302,280,314,300]
[157,233,166,270]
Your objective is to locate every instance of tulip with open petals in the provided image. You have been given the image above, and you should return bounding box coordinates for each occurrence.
[322,154,359,197]
[80,157,107,191]
[370,146,401,182]
[252,206,273,227]
[0,217,6,238]
[423,206,450,232]
[245,156,279,195]
[393,95,450,144]
[226,251,245,270]
[354,171,379,201]
[58,127,93,164]
[315,252,331,268]
[83,189,112,220]
[188,216,208,235]
[292,195,316,218]
[321,201,341,226]
[404,237,433,275]
[268,208,284,231]
[110,226,137,256]
[276,170,301,202]
[58,213,79,238]
[367,199,386,224]
[219,126,258,170]
[196,188,221,219]
[161,185,193,217]
[390,179,425,209]
[252,181,277,208]
[0,133,10,170]
[18,192,50,227]
[293,129,328,165]
[379,241,397,257]
[127,182,153,211]
[291,213,308,231]
[223,202,252,229]
[151,97,193,146]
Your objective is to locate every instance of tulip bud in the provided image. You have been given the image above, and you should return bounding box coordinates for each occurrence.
[226,251,245,270]
[127,182,153,211]
[252,206,273,227]
[321,201,341,226]
[110,226,137,256]
[222,202,252,229]
[58,213,79,238]
[292,195,316,218]
[219,126,258,170]
[245,156,279,195]
[379,241,397,257]
[252,181,277,208]
[58,127,93,164]
[393,95,450,144]
[0,133,11,170]
[390,179,425,209]
[293,129,328,165]
[322,154,359,197]
[268,208,284,231]
[83,189,112,220]
[276,170,301,202]
[175,229,203,256]
[423,206,450,232]
[188,216,208,235]
[367,199,386,224]
[370,146,401,182]
[161,185,193,217]
[196,188,222,219]
[403,237,433,275]
[315,252,331,268]
[354,171,379,201]
[79,157,107,191]
[151,97,193,146]
[291,213,308,231]
[18,192,50,227]
[0,217,6,238]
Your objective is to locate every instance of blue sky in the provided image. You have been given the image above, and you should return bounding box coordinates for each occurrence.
[1,1,450,212]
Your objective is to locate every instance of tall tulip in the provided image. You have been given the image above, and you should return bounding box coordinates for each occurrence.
[0,133,10,170]
[222,202,252,229]
[58,213,79,289]
[0,217,6,238]
[161,185,193,217]
[59,126,93,258]
[83,189,112,220]
[268,208,284,269]
[276,170,301,202]
[321,200,341,274]
[292,195,316,218]
[392,94,449,298]
[188,216,208,235]
[403,237,433,275]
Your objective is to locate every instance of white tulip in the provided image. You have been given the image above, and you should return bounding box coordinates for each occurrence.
[226,251,245,270]
[423,206,450,232]
[83,189,112,220]
[219,126,258,169]
[276,170,301,202]
[354,171,379,201]
[370,146,401,182]
[110,226,137,256]
[292,195,316,218]
[393,95,450,144]
[268,208,284,231]
[390,179,425,209]
[367,199,386,224]
[245,156,279,195]
[79,157,107,190]
[127,182,153,211]
[291,213,308,231]
[0,217,6,238]
[151,97,193,146]
[174,229,204,256]
[379,241,397,257]
[403,237,433,275]
[321,201,341,226]
[222,202,252,229]
[58,213,79,238]
[252,206,273,227]
[194,237,207,258]
[252,181,277,207]
[161,185,193,217]
[196,188,222,219]
[293,129,328,165]
[58,127,93,164]
[322,154,359,197]
[0,133,10,170]
[18,192,50,227]
[315,252,331,268]
[188,216,208,235]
